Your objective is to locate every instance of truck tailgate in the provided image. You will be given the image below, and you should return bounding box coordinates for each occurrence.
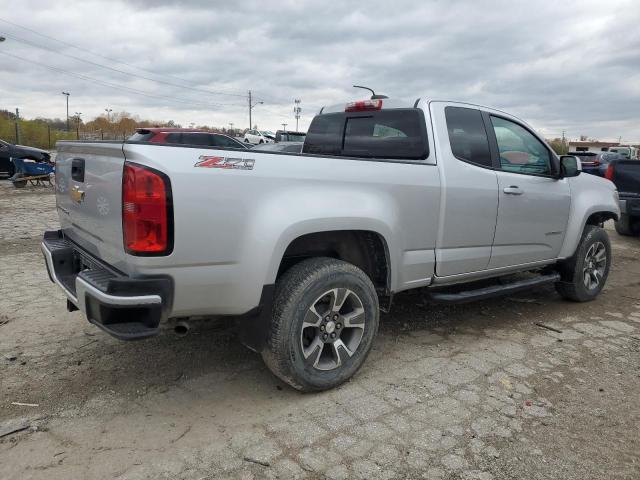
[55,142,128,272]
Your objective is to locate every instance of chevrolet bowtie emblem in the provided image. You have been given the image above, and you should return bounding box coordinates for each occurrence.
[70,186,85,204]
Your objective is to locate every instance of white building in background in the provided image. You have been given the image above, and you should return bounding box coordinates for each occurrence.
[568,141,620,153]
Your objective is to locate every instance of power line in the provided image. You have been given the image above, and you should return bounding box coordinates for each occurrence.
[0,50,246,110]
[0,17,248,98]
[1,31,249,99]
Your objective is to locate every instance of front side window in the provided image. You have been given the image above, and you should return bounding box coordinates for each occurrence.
[490,116,552,175]
[444,106,492,167]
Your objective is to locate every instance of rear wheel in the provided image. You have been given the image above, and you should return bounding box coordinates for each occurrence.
[262,257,379,392]
[556,225,611,302]
[614,214,639,236]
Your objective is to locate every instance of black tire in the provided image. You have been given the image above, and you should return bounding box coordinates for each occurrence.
[244,139,250,143]
[555,225,611,302]
[262,257,379,392]
[614,214,639,236]
[259,140,264,144]
[12,179,27,188]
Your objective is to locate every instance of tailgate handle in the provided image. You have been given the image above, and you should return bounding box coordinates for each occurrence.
[71,158,85,182]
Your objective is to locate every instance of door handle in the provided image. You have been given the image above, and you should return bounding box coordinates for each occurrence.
[503,186,523,195]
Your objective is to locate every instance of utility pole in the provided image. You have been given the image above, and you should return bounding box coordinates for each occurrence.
[62,92,70,131]
[14,108,20,144]
[75,112,82,140]
[561,130,566,154]
[229,122,234,135]
[248,90,263,130]
[294,99,301,131]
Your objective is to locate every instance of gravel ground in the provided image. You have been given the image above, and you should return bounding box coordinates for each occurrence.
[1,181,639,480]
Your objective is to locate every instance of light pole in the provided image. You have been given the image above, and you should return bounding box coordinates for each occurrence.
[294,99,301,131]
[229,122,234,135]
[104,108,112,122]
[62,92,70,131]
[74,112,82,140]
[282,123,287,131]
[248,90,263,130]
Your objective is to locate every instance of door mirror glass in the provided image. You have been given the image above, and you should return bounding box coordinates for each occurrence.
[559,155,581,177]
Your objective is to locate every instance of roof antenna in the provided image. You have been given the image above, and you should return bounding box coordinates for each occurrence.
[353,85,388,100]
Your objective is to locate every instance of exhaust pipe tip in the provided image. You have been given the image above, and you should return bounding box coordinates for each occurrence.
[174,320,189,336]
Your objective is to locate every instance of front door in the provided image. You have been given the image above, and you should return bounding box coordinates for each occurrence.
[487,115,571,269]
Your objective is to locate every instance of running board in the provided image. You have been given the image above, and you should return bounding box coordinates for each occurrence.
[428,273,561,304]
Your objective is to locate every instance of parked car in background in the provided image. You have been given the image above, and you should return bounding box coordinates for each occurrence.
[569,151,624,177]
[275,130,306,143]
[605,159,640,236]
[128,128,248,149]
[243,130,275,144]
[252,141,304,153]
[0,139,51,177]
[610,146,639,160]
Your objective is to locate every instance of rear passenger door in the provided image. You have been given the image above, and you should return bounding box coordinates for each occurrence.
[430,103,499,277]
[487,115,571,268]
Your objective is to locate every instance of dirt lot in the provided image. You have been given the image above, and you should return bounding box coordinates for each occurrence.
[1,181,639,480]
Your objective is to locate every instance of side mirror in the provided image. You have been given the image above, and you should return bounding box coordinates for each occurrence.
[559,155,581,178]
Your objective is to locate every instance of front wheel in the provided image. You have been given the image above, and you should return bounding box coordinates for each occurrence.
[555,225,611,302]
[262,257,379,392]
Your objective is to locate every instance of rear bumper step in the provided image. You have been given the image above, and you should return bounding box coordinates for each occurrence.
[428,273,560,304]
[42,230,172,340]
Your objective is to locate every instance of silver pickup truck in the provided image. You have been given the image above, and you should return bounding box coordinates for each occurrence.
[42,98,619,391]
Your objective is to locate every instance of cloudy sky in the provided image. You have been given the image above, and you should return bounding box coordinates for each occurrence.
[1,0,639,141]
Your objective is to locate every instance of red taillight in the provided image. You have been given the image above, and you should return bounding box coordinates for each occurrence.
[593,160,600,166]
[605,163,614,181]
[122,162,172,255]
[345,99,383,112]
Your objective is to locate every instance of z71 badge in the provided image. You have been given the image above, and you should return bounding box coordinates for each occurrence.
[195,156,255,170]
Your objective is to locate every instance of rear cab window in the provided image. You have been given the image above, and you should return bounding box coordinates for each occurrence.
[303,109,428,160]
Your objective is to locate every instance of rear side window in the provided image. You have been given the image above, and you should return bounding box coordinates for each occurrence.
[182,133,212,146]
[445,107,492,167]
[303,109,427,160]
[166,133,182,143]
